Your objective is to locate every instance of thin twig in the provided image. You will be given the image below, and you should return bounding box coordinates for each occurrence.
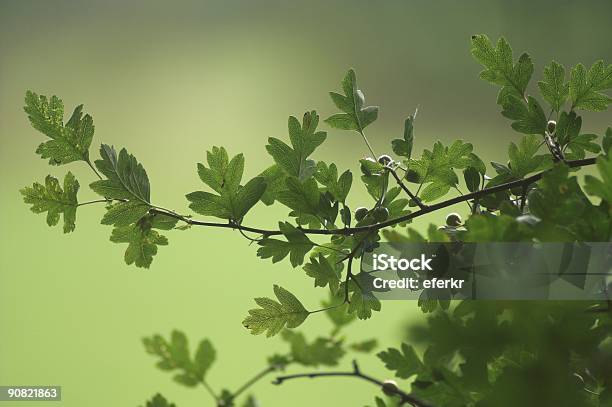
[85,158,103,180]
[229,365,278,401]
[200,379,219,403]
[273,360,433,407]
[344,255,354,303]
[147,157,596,237]
[77,199,109,207]
[386,167,427,210]
[358,129,377,158]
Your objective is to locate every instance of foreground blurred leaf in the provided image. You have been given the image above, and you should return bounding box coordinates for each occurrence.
[585,153,612,203]
[281,330,345,366]
[141,394,176,407]
[143,330,216,387]
[378,343,424,379]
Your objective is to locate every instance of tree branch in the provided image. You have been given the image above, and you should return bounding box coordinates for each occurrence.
[273,360,434,407]
[225,365,279,404]
[149,157,596,237]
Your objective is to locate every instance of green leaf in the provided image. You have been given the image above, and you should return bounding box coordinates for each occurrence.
[241,395,259,407]
[407,140,474,202]
[314,162,352,203]
[325,69,378,132]
[257,222,314,267]
[420,182,451,203]
[281,330,345,366]
[569,60,612,111]
[508,135,552,178]
[463,167,481,192]
[303,254,341,293]
[584,153,612,203]
[377,343,424,379]
[142,330,215,386]
[555,111,582,147]
[197,146,244,193]
[527,164,606,241]
[266,111,326,181]
[382,187,411,223]
[373,397,387,407]
[24,91,94,165]
[234,177,267,219]
[347,283,381,320]
[463,214,532,242]
[470,35,533,104]
[276,177,321,216]
[392,115,415,158]
[21,172,79,233]
[194,339,216,379]
[500,95,547,135]
[90,144,151,203]
[553,110,601,160]
[101,201,150,227]
[564,133,601,160]
[322,292,355,330]
[110,214,172,268]
[142,394,177,407]
[538,61,569,112]
[184,191,231,219]
[242,285,310,337]
[186,147,266,221]
[349,339,378,353]
[259,164,286,205]
[487,135,552,187]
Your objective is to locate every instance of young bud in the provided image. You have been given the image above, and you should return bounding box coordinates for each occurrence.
[446,212,462,226]
[355,207,369,221]
[382,379,399,396]
[378,154,392,166]
[373,206,389,222]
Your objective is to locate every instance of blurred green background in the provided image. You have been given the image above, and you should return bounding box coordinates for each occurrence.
[1,1,611,406]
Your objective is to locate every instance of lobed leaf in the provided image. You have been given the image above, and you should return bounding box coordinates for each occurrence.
[110,214,177,268]
[257,222,314,267]
[303,254,341,293]
[538,61,569,112]
[377,343,424,379]
[142,394,177,407]
[24,91,94,165]
[325,69,378,132]
[143,330,216,387]
[187,147,266,221]
[21,172,79,233]
[90,144,151,203]
[569,60,612,111]
[281,330,345,366]
[266,111,326,181]
[242,285,310,337]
